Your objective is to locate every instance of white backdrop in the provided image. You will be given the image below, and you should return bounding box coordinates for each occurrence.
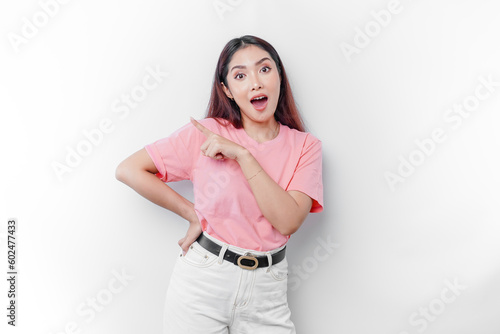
[1,0,500,333]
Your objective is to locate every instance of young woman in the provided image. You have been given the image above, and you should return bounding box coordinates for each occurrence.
[116,35,323,333]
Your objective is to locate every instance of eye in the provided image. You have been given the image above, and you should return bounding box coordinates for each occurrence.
[261,66,271,73]
[234,73,245,80]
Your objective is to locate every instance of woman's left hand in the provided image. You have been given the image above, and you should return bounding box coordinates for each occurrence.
[190,117,246,161]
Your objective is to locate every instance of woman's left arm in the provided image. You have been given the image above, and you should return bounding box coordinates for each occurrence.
[190,118,313,236]
[236,150,313,235]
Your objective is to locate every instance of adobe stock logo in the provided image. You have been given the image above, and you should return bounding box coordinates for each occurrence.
[397,277,467,334]
[213,0,242,20]
[385,74,500,191]
[288,235,339,291]
[51,65,169,182]
[47,268,134,334]
[340,0,404,63]
[7,0,73,54]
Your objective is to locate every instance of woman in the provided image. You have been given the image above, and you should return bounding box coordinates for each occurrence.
[116,35,323,333]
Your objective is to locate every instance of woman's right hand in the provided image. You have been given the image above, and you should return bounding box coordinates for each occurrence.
[178,218,203,255]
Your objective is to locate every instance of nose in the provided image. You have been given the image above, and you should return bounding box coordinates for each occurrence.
[250,72,263,90]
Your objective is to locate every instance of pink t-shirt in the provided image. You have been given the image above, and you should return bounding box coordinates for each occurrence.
[145,117,323,251]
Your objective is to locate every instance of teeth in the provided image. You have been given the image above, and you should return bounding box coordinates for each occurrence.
[252,96,266,101]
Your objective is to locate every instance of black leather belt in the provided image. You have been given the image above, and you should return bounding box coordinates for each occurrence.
[195,233,286,270]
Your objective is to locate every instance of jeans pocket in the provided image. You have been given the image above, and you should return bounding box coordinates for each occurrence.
[269,257,288,282]
[180,241,218,268]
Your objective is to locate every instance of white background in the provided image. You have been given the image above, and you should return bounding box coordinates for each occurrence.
[1,0,500,333]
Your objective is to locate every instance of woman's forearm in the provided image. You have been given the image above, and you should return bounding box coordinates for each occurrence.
[115,157,197,224]
[120,171,196,221]
[236,149,311,235]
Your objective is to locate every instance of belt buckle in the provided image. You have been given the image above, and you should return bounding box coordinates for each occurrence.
[237,253,258,270]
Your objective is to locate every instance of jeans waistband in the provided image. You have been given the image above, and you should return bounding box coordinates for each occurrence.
[200,231,286,256]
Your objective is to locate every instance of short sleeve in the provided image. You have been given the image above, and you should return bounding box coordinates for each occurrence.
[286,133,324,213]
[144,121,204,183]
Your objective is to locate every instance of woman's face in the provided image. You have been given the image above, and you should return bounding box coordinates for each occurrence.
[222,45,281,126]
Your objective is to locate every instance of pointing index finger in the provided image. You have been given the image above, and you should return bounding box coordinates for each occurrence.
[190,117,213,137]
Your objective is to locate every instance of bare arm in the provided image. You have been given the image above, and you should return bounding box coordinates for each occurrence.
[115,148,201,251]
[236,150,313,236]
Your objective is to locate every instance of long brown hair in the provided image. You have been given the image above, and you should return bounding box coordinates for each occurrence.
[206,35,305,132]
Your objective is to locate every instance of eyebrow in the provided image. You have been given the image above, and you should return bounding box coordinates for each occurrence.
[230,57,271,73]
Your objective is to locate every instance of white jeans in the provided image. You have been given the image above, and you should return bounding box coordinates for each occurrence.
[163,232,296,333]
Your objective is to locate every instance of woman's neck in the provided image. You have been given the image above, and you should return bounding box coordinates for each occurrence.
[242,118,280,143]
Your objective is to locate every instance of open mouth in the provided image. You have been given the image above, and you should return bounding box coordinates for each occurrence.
[250,95,268,111]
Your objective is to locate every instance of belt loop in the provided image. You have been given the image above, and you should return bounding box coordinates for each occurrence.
[218,243,229,264]
[265,252,272,273]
